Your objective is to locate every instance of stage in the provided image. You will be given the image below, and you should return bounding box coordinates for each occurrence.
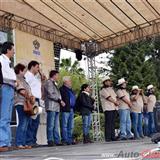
[0,138,158,160]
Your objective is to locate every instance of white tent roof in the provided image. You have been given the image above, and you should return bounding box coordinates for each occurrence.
[0,0,160,51]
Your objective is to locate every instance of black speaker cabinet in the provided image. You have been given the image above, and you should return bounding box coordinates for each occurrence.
[154,102,160,132]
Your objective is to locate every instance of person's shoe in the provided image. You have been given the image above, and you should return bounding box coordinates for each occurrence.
[31,143,39,148]
[55,143,63,146]
[83,135,88,144]
[140,135,144,139]
[71,142,76,145]
[119,137,127,141]
[111,138,117,141]
[17,145,26,149]
[61,142,68,146]
[86,134,94,143]
[25,145,32,149]
[48,141,55,147]
[127,136,134,140]
[0,147,9,152]
[105,139,111,142]
[133,137,141,140]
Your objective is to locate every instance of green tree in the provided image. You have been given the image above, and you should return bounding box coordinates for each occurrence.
[149,36,160,90]
[108,40,158,91]
[60,58,84,75]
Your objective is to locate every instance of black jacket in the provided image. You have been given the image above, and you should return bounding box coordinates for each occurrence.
[0,62,3,84]
[77,92,95,115]
[60,85,76,112]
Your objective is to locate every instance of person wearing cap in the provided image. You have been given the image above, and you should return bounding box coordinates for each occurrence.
[116,78,133,140]
[146,85,157,136]
[77,84,95,144]
[130,86,146,139]
[100,76,119,142]
[60,76,76,145]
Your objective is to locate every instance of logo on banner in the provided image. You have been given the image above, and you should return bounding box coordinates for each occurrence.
[33,40,41,55]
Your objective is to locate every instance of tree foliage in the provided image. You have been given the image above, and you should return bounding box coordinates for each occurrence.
[108,40,158,93]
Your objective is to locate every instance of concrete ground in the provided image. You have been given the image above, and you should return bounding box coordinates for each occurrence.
[0,138,159,160]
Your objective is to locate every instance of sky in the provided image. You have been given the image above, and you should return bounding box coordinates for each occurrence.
[60,49,112,76]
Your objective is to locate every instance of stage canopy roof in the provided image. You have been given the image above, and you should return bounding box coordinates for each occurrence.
[0,0,160,52]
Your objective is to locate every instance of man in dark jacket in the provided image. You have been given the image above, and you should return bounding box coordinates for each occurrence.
[60,76,76,145]
[78,84,95,143]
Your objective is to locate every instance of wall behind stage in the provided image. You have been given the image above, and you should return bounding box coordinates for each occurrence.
[14,29,55,77]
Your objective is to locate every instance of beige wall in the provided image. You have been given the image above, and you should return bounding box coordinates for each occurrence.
[14,29,55,77]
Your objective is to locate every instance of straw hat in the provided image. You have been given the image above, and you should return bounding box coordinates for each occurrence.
[117,78,126,86]
[147,84,154,90]
[132,85,139,91]
[102,76,111,83]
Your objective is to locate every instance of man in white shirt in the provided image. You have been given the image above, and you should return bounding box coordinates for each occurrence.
[0,42,16,152]
[25,60,42,147]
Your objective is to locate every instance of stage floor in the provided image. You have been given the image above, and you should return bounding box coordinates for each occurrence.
[0,138,158,160]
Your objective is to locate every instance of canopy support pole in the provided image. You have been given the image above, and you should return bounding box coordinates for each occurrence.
[84,41,102,141]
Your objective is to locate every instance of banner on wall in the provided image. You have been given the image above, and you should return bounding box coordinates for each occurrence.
[33,39,41,56]
[14,29,55,76]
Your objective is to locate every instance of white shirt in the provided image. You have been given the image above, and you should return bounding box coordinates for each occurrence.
[0,54,16,81]
[25,71,42,99]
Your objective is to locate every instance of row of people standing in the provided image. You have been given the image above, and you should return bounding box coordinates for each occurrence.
[44,71,95,146]
[0,42,47,151]
[0,41,94,152]
[100,76,157,142]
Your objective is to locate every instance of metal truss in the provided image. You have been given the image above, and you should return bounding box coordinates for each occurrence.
[100,19,160,51]
[84,41,102,141]
[0,11,81,50]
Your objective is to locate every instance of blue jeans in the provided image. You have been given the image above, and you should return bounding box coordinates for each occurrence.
[47,111,60,144]
[119,109,133,138]
[0,85,14,147]
[143,112,149,136]
[61,109,74,144]
[26,99,40,145]
[16,105,30,146]
[82,114,92,136]
[131,112,143,138]
[148,112,156,136]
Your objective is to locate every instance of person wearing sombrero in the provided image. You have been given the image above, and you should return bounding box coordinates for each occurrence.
[116,78,133,140]
[130,85,146,139]
[146,85,157,136]
[100,76,119,142]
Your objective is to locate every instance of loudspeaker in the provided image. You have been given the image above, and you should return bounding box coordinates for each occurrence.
[75,49,82,61]
[154,103,160,132]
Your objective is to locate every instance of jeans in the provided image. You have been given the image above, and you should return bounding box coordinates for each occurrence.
[0,85,14,147]
[46,111,60,144]
[104,110,116,141]
[143,112,149,136]
[131,112,143,138]
[61,109,74,144]
[119,109,133,138]
[82,114,92,136]
[148,112,156,136]
[15,105,30,146]
[26,99,40,145]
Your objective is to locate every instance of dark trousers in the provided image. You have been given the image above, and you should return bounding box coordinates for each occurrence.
[104,110,116,141]
[26,98,40,145]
